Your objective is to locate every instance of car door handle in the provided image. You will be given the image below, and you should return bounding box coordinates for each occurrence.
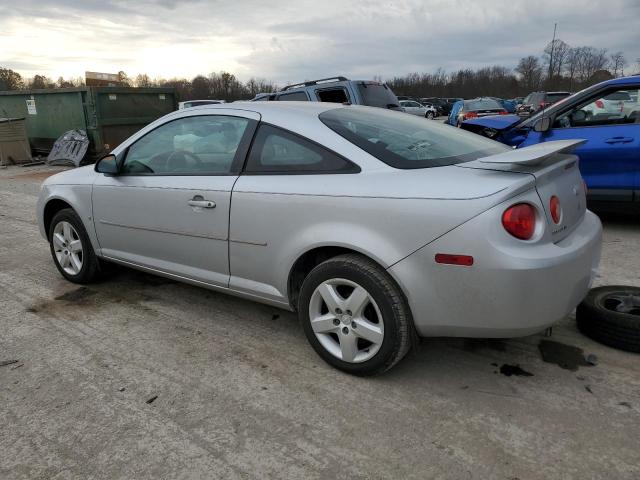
[188,198,216,208]
[604,137,634,144]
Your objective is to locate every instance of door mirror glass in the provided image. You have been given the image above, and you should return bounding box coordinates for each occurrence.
[95,154,119,174]
[533,116,552,133]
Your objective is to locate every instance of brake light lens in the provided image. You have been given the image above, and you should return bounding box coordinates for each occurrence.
[499,110,509,115]
[595,99,604,109]
[550,195,561,224]
[502,203,536,240]
[464,111,478,119]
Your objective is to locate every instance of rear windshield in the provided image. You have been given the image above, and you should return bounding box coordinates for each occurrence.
[604,91,631,101]
[465,99,503,111]
[319,107,508,169]
[356,83,399,108]
[546,93,570,102]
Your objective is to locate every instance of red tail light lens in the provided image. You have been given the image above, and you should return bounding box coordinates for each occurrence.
[464,111,478,119]
[499,110,509,115]
[502,203,536,240]
[595,100,604,108]
[550,195,561,224]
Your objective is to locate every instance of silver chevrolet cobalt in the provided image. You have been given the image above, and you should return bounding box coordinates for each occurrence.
[37,102,602,375]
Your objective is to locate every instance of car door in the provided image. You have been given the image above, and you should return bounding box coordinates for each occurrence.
[228,124,360,304]
[520,85,640,198]
[92,110,259,287]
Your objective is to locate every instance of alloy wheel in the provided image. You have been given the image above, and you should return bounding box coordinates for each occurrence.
[52,221,83,275]
[308,278,384,363]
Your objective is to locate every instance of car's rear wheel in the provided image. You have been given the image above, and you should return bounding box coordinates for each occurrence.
[298,254,413,375]
[426,111,435,119]
[49,208,101,284]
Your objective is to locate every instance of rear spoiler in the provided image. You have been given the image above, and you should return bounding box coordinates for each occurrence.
[479,139,586,166]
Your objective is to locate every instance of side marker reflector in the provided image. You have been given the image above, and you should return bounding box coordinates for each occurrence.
[435,254,474,266]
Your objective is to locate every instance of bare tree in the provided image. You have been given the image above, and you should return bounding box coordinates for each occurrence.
[117,71,131,87]
[609,52,626,77]
[543,39,570,83]
[134,74,154,87]
[515,56,543,92]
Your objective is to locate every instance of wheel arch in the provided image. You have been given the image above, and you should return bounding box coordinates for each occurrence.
[287,244,406,312]
[43,198,74,240]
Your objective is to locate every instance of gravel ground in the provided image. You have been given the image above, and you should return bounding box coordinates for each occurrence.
[1,164,639,480]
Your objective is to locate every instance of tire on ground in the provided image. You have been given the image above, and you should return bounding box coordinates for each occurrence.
[576,285,640,353]
[298,253,414,375]
[48,208,102,284]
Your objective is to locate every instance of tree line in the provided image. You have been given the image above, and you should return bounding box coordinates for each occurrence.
[1,38,638,101]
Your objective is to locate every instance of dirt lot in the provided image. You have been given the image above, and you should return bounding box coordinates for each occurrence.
[1,165,639,480]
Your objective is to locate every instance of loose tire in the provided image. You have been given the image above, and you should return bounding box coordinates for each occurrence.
[298,254,413,375]
[49,208,102,284]
[576,286,640,353]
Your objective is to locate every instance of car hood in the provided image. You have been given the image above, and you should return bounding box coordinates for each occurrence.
[42,165,97,186]
[463,114,522,130]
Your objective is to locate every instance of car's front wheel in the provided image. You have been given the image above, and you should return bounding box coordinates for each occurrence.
[49,208,101,284]
[298,254,413,375]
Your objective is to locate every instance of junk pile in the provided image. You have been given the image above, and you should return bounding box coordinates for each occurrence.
[47,130,90,167]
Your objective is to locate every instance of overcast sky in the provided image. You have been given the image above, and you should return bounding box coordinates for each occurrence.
[1,0,638,84]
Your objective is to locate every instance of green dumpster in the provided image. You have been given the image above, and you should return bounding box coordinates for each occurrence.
[0,87,177,159]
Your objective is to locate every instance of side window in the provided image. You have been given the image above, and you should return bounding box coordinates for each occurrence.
[122,115,251,175]
[316,88,350,104]
[244,124,359,174]
[554,87,640,129]
[276,91,309,101]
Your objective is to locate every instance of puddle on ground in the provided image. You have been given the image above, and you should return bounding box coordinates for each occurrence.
[499,364,534,377]
[538,340,593,371]
[55,287,97,302]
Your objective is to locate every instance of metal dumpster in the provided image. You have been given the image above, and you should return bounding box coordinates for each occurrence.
[0,87,177,159]
[0,117,32,165]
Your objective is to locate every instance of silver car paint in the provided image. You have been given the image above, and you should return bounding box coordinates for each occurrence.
[37,102,602,336]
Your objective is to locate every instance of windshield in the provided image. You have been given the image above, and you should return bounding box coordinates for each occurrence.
[319,107,509,169]
[356,83,400,108]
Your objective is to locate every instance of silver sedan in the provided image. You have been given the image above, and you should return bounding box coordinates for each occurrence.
[37,102,602,375]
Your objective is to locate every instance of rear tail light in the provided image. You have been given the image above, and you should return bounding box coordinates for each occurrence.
[502,203,536,240]
[595,100,604,108]
[539,102,546,108]
[550,195,561,224]
[464,111,478,119]
[499,110,509,115]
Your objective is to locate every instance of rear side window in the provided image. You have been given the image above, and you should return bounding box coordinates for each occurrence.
[319,107,508,169]
[244,124,359,174]
[276,91,309,101]
[546,93,570,103]
[316,88,350,103]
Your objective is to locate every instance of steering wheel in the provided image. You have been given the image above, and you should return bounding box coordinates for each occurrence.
[166,150,202,172]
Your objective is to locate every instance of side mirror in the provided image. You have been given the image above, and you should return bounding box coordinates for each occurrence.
[94,154,119,174]
[533,116,552,133]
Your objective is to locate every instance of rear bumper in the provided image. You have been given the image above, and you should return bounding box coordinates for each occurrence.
[389,209,602,337]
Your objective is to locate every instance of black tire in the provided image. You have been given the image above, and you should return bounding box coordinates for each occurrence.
[426,112,435,119]
[48,208,102,284]
[576,286,640,353]
[298,254,414,375]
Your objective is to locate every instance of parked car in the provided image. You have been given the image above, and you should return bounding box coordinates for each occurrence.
[178,100,225,109]
[489,97,517,113]
[516,91,571,116]
[459,76,640,205]
[399,99,437,119]
[250,76,402,110]
[446,97,508,126]
[421,97,447,115]
[37,102,602,375]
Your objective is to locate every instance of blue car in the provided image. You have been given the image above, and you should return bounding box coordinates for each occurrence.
[461,76,640,204]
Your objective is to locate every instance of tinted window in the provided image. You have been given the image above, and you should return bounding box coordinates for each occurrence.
[546,93,570,103]
[122,115,250,175]
[276,91,309,101]
[356,82,399,108]
[465,99,503,111]
[604,91,631,101]
[320,107,508,169]
[245,124,359,174]
[316,88,350,103]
